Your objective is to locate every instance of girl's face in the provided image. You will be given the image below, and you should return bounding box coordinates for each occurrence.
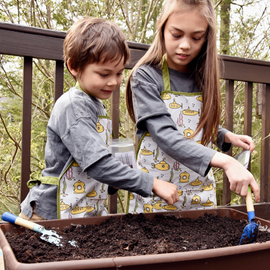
[163,7,208,72]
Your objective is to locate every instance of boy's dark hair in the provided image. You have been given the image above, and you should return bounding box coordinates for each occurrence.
[64,17,130,79]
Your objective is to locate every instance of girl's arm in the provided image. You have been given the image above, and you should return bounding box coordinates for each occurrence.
[209,152,260,202]
[216,132,259,201]
[216,126,231,152]
[224,131,255,153]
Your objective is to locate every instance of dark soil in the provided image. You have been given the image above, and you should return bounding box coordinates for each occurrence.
[5,213,270,263]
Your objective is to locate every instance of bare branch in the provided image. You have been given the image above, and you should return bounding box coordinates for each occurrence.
[139,0,155,43]
[120,2,132,34]
[0,113,21,151]
[214,0,224,9]
[132,0,143,40]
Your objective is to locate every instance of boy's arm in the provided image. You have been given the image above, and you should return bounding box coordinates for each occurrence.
[152,178,179,205]
[85,154,154,197]
[108,178,179,205]
[88,156,178,204]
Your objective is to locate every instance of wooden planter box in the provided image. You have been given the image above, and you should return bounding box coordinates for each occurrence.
[0,208,270,270]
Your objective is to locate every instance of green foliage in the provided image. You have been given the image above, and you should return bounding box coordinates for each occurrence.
[217,0,270,59]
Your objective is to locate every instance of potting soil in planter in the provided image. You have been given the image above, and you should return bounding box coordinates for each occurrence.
[5,213,270,263]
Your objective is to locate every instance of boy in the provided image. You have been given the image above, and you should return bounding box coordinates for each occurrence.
[20,17,179,220]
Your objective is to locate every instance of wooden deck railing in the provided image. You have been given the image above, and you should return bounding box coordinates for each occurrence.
[0,22,270,217]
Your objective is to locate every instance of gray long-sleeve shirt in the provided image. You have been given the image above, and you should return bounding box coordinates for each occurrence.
[130,64,231,177]
[21,86,153,220]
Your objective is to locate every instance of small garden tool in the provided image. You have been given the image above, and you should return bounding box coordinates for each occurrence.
[1,212,77,247]
[235,150,259,245]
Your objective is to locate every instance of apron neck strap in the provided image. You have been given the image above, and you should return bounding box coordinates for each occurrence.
[161,54,171,92]
[75,81,83,91]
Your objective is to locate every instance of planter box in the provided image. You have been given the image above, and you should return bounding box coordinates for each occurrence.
[1,208,270,270]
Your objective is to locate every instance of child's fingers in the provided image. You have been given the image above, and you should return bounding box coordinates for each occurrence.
[248,140,255,152]
[231,175,260,203]
[250,181,260,202]
[163,184,179,205]
[240,135,255,152]
[152,178,179,205]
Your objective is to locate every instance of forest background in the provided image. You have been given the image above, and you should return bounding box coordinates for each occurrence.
[0,0,269,215]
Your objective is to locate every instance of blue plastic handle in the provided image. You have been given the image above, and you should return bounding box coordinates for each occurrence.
[2,212,18,224]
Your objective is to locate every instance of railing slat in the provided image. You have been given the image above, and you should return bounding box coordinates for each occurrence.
[111,87,120,139]
[108,87,121,214]
[244,82,253,138]
[21,57,32,202]
[54,60,64,101]
[260,83,270,202]
[222,79,234,205]
[242,82,253,203]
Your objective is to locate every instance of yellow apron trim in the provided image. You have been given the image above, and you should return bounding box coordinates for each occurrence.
[76,82,84,92]
[59,159,76,179]
[135,132,148,159]
[126,132,149,214]
[27,173,59,188]
[126,192,131,214]
[161,54,202,96]
[99,115,110,119]
[57,159,77,219]
[162,54,171,92]
[161,90,202,96]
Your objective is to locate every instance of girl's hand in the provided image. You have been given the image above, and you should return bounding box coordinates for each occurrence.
[225,132,255,153]
[210,152,260,202]
[152,178,179,205]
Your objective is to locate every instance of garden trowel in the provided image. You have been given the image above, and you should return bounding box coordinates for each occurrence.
[1,212,77,247]
[235,150,259,245]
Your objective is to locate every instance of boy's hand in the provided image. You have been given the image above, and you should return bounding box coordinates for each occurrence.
[152,178,179,205]
[225,132,255,153]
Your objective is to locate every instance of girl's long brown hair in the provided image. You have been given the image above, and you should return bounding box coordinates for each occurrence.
[126,0,221,146]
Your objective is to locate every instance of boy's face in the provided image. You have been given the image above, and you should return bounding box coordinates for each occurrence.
[70,58,125,100]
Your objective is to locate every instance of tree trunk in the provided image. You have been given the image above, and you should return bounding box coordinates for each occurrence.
[220,0,231,55]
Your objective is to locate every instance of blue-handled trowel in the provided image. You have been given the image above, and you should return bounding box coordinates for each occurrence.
[235,150,259,245]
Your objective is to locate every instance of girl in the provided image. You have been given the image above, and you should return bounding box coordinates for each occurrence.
[126,0,259,214]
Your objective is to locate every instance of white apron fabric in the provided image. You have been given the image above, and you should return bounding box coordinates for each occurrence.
[58,116,111,219]
[128,57,216,214]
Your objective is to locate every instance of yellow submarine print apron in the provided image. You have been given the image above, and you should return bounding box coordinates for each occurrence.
[58,116,111,219]
[27,115,111,219]
[127,56,216,214]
